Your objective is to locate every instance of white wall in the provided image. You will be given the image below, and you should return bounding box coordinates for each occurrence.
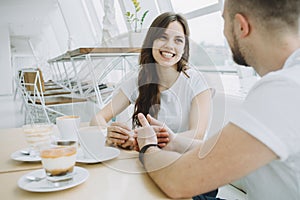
[0,25,12,95]
[57,0,98,49]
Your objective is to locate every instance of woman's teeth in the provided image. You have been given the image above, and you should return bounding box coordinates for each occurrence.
[161,52,174,58]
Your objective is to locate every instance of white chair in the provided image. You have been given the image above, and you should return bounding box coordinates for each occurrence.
[18,68,87,123]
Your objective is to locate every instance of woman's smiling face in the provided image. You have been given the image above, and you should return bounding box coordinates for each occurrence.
[152,21,185,69]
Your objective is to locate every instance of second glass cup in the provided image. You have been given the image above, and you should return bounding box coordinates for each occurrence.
[22,123,54,157]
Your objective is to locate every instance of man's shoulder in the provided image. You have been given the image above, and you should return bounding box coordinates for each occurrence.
[261,66,300,86]
[247,66,300,99]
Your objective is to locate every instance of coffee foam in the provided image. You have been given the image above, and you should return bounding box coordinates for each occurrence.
[40,146,76,158]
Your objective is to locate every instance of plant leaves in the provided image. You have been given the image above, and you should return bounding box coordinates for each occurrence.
[135,2,140,9]
[141,10,149,24]
[125,0,149,32]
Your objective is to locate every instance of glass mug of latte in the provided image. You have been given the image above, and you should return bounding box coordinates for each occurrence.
[40,140,77,182]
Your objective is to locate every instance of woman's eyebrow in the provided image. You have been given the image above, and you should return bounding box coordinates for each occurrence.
[175,35,185,39]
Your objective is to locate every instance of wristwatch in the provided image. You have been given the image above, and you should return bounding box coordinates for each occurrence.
[139,144,160,166]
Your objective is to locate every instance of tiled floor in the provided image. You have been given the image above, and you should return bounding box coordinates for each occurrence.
[0,94,98,129]
[217,184,246,200]
[0,95,25,129]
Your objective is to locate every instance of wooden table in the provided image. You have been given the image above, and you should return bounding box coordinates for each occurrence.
[47,47,141,62]
[0,128,42,173]
[0,127,189,199]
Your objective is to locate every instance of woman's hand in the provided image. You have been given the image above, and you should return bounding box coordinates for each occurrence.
[156,127,169,148]
[106,122,134,149]
[146,114,175,148]
[133,114,176,151]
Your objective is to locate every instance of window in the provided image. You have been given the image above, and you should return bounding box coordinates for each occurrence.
[170,0,218,13]
[114,0,127,34]
[189,11,224,46]
[188,11,229,66]
[169,0,258,96]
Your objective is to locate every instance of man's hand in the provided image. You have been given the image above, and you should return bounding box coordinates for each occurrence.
[134,113,158,150]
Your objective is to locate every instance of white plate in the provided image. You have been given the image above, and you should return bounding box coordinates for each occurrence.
[18,166,89,192]
[11,149,41,162]
[76,146,120,164]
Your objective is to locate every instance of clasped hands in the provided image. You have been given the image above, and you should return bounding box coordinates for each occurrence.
[106,113,174,150]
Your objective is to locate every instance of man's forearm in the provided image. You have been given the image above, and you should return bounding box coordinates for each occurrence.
[164,133,202,153]
[142,146,197,199]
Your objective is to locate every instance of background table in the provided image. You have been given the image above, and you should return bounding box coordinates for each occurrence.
[48,47,141,107]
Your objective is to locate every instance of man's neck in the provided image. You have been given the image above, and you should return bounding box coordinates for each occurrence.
[254,35,300,76]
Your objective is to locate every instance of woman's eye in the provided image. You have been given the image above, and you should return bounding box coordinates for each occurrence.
[159,35,167,40]
[176,38,184,43]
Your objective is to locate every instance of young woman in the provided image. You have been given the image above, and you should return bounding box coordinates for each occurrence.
[90,12,213,149]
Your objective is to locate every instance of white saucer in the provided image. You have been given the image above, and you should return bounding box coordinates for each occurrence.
[11,149,41,162]
[18,166,89,192]
[76,147,120,164]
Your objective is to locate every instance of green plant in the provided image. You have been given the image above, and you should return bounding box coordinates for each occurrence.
[125,0,149,32]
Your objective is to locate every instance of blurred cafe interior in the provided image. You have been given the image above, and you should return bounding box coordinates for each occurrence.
[0,0,258,199]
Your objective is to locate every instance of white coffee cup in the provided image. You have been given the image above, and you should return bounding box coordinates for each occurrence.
[78,126,106,160]
[56,115,80,141]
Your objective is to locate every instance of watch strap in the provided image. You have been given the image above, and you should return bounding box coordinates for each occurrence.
[139,144,159,166]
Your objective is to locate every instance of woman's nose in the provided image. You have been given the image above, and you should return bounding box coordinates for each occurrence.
[163,39,175,49]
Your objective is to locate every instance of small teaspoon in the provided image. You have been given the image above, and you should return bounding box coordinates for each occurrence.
[26,175,45,182]
[20,150,30,155]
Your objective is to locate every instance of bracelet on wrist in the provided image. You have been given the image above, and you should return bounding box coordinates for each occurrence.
[139,144,160,166]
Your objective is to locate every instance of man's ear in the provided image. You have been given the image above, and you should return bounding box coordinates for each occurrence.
[234,13,250,38]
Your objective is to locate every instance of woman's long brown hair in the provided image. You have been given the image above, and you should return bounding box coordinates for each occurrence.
[132,12,190,127]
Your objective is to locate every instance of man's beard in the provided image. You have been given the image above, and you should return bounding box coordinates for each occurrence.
[231,32,249,67]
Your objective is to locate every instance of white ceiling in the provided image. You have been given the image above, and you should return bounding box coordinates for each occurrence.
[0,0,58,55]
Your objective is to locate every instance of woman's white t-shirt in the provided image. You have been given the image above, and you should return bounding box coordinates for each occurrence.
[120,68,210,132]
